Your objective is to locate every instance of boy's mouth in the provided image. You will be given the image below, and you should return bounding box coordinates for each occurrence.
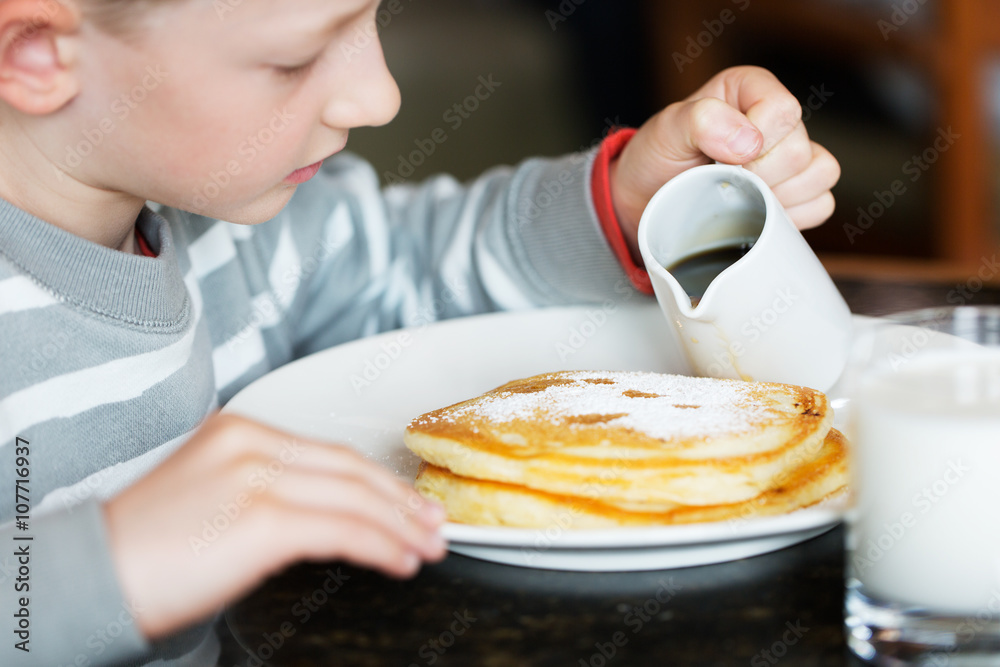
[284,160,324,185]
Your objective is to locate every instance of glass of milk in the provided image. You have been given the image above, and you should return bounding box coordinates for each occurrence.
[843,306,1000,664]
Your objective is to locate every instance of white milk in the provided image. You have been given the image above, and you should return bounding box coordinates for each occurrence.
[849,348,1000,614]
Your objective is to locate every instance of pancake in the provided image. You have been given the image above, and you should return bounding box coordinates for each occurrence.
[404,370,833,506]
[414,428,848,528]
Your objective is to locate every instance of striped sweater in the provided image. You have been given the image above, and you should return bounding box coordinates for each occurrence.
[0,149,634,665]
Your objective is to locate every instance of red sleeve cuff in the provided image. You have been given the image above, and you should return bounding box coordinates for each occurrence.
[590,127,652,294]
[135,227,157,258]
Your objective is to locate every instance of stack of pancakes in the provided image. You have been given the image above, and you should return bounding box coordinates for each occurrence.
[403,370,847,529]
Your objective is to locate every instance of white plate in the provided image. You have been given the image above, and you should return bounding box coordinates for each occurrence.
[224,302,849,571]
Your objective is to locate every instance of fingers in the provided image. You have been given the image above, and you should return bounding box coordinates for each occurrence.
[685,67,841,230]
[197,414,443,530]
[609,66,836,236]
[765,142,841,229]
[197,416,447,560]
[259,468,446,560]
[767,141,840,205]
[648,95,837,231]
[268,507,441,579]
[742,121,812,185]
[784,191,836,230]
[291,447,436,525]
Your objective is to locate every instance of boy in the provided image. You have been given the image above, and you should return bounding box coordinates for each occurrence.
[0,0,839,664]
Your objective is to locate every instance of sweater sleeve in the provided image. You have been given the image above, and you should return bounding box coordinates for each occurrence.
[265,147,642,358]
[0,500,149,666]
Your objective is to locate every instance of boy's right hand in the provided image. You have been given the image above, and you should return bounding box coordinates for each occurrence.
[102,413,447,640]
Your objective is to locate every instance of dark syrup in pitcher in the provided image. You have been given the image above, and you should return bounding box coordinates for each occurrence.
[665,241,754,306]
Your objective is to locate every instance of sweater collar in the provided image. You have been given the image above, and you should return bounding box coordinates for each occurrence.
[0,197,189,328]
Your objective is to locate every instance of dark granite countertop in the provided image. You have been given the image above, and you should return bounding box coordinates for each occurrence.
[218,276,1000,667]
[222,526,847,667]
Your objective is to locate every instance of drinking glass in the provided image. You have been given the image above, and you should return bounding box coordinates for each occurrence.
[843,306,1000,665]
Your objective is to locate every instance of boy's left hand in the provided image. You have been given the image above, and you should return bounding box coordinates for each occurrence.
[609,66,840,260]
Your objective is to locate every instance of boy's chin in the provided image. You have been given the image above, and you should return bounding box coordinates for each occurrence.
[179,187,296,224]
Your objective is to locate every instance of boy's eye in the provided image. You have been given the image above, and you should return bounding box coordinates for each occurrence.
[274,55,322,80]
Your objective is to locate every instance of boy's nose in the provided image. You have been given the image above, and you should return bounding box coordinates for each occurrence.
[322,37,401,130]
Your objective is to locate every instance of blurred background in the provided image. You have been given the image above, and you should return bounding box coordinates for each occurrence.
[347,0,1000,279]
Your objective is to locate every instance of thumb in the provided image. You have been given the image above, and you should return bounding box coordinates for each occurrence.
[663,96,763,165]
[612,98,763,231]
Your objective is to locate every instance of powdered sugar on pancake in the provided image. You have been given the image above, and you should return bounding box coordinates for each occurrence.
[435,370,785,441]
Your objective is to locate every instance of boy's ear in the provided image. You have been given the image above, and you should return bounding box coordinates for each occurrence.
[0,0,81,115]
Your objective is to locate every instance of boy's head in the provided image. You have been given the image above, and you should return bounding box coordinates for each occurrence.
[0,0,400,242]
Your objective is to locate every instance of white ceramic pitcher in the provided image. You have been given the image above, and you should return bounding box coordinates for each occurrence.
[637,163,852,392]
